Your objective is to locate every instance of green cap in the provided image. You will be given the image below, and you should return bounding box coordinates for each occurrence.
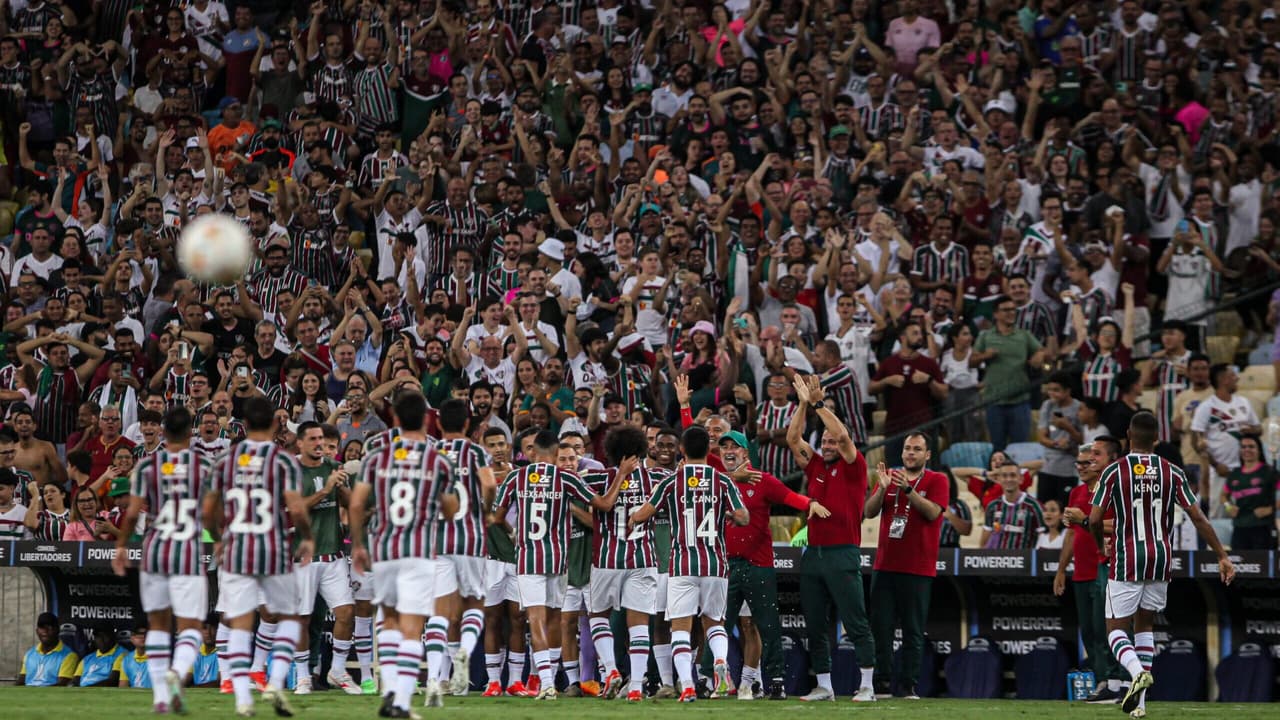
[108,476,130,497]
[718,430,750,449]
[828,125,852,139]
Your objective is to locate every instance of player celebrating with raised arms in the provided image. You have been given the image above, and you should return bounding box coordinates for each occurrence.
[629,426,750,702]
[491,429,625,700]
[424,399,497,703]
[349,392,459,719]
[113,407,215,715]
[1089,411,1235,719]
[583,426,662,701]
[202,396,315,718]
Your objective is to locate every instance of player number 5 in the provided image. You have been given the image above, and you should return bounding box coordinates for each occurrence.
[529,501,548,541]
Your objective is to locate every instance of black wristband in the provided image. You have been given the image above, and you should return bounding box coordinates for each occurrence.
[903,485,913,495]
[812,400,826,410]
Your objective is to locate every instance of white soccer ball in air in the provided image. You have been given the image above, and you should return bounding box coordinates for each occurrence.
[178,213,254,284]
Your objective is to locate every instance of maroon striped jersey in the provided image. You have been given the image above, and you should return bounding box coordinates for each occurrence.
[132,447,216,575]
[210,440,303,576]
[646,464,745,578]
[494,462,595,575]
[360,435,452,562]
[432,437,490,557]
[1092,453,1198,582]
[585,466,659,570]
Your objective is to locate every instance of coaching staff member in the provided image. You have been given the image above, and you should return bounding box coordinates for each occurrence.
[786,375,876,702]
[863,431,948,699]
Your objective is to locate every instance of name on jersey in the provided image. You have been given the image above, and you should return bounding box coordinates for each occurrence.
[516,489,563,499]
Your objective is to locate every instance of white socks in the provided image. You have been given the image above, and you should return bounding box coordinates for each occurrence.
[627,625,650,691]
[460,609,484,657]
[589,617,617,675]
[741,664,759,689]
[507,649,525,685]
[1135,631,1155,710]
[861,666,874,690]
[485,652,504,683]
[816,672,833,691]
[671,630,694,689]
[353,615,374,680]
[145,630,172,706]
[268,620,300,690]
[424,617,448,683]
[705,625,728,663]
[533,649,554,689]
[251,621,276,672]
[172,628,201,679]
[216,622,231,682]
[378,629,404,692]
[228,628,254,706]
[653,643,673,686]
[1109,630,1144,679]
[331,637,352,675]
[395,639,423,710]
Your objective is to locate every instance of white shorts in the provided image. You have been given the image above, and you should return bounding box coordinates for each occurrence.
[485,560,519,607]
[351,568,375,602]
[563,585,589,613]
[140,572,208,620]
[587,567,658,614]
[296,559,354,615]
[373,558,437,616]
[517,574,567,609]
[1105,580,1169,618]
[220,572,298,618]
[655,573,668,614]
[666,576,728,621]
[434,555,488,600]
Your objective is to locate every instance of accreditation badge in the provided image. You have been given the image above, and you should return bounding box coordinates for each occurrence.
[888,514,908,539]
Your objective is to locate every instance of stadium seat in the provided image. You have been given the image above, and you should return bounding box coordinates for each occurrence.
[1205,335,1240,366]
[1215,643,1274,702]
[942,637,1002,699]
[1213,311,1245,338]
[1003,442,1045,468]
[1014,637,1069,699]
[1239,365,1276,394]
[940,442,992,470]
[770,515,797,542]
[1239,390,1271,422]
[1148,639,1206,701]
[1247,342,1273,366]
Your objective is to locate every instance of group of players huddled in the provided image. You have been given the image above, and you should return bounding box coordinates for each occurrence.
[110,380,820,718]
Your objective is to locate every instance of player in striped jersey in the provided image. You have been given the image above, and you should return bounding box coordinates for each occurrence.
[424,400,497,703]
[202,397,314,718]
[583,426,659,700]
[491,429,624,700]
[112,407,214,715]
[1089,412,1233,717]
[350,392,458,717]
[755,372,800,480]
[630,426,748,702]
[979,458,1045,550]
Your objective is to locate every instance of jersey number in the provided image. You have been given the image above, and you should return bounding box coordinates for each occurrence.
[615,506,645,542]
[153,498,199,541]
[226,488,274,534]
[1132,498,1164,544]
[683,508,718,546]
[389,481,418,527]
[528,501,548,541]
[438,481,469,520]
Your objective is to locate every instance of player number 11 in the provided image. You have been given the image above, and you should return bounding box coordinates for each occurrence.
[1132,498,1164,544]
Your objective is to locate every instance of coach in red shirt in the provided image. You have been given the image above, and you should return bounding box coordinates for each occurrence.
[785,375,876,702]
[718,430,828,699]
[1053,438,1123,703]
[863,431,948,699]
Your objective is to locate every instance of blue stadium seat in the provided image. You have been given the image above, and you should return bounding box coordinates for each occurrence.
[1248,344,1272,366]
[1148,639,1206,701]
[1003,442,1046,466]
[943,637,1002,699]
[941,442,993,471]
[1216,643,1274,702]
[1014,637,1069,700]
[831,641,858,696]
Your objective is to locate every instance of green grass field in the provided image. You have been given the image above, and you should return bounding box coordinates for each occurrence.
[0,688,1274,719]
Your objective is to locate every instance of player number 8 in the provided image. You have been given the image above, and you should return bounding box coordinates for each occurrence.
[389,481,417,527]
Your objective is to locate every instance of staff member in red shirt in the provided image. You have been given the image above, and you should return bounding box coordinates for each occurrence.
[786,374,876,703]
[717,430,829,700]
[1053,438,1123,703]
[863,431,948,699]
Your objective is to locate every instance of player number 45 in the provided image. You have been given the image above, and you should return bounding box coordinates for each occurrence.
[152,498,199,541]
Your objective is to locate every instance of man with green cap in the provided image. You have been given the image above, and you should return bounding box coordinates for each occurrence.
[715,429,829,700]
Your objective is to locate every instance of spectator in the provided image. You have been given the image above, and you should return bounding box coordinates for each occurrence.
[1035,499,1066,550]
[973,295,1045,450]
[979,458,1045,550]
[18,612,77,686]
[1171,354,1214,493]
[870,322,946,461]
[0,468,29,539]
[1037,371,1082,506]
[937,469,973,549]
[1191,364,1262,517]
[939,323,983,444]
[73,626,126,687]
[23,480,69,540]
[1222,435,1277,550]
[62,486,121,541]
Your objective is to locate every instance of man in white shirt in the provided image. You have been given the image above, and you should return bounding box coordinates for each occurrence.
[1190,364,1262,518]
[538,237,583,302]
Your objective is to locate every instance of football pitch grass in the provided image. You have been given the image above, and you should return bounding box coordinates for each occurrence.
[0,688,1275,719]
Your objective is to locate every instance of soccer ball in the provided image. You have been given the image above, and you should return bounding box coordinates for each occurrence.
[177,213,254,284]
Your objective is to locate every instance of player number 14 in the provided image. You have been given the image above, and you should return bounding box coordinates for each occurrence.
[683,509,717,546]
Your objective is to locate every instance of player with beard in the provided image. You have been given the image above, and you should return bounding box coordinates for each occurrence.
[717,430,829,700]
[479,427,530,697]
[423,400,497,704]
[645,426,681,695]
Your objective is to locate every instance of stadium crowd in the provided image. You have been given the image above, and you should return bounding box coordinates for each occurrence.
[0,0,1277,712]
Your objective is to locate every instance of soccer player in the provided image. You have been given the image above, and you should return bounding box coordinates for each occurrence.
[425,400,497,703]
[480,427,529,697]
[1089,411,1235,718]
[559,434,595,697]
[112,407,215,714]
[647,426,681,697]
[293,421,361,694]
[491,429,625,700]
[202,397,314,718]
[583,426,663,700]
[349,393,458,718]
[630,425,749,703]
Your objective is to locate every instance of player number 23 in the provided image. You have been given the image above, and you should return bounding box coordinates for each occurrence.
[226,488,274,534]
